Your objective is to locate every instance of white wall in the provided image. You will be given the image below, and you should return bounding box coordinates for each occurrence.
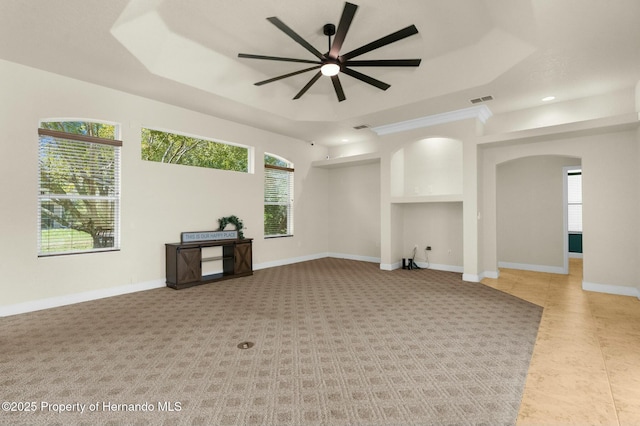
[2,56,638,313]
[327,162,381,261]
[391,138,463,197]
[483,89,635,135]
[328,139,379,159]
[481,129,639,292]
[401,203,463,270]
[496,156,581,272]
[0,59,329,311]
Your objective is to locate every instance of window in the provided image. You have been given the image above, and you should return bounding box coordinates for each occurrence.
[264,153,294,237]
[141,128,250,172]
[38,121,121,255]
[567,170,582,232]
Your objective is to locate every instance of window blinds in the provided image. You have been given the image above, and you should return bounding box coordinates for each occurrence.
[567,172,582,233]
[37,128,122,255]
[264,164,294,237]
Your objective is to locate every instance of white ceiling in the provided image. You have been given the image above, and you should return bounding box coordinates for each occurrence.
[1,0,639,146]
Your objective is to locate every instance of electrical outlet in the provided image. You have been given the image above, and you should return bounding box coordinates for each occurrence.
[426,246,431,251]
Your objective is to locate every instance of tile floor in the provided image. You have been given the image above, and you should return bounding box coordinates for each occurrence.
[482,258,640,425]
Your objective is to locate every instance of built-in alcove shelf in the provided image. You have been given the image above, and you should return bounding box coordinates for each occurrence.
[391,194,463,204]
[312,152,380,169]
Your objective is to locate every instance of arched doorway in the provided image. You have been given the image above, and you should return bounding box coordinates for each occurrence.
[496,155,581,274]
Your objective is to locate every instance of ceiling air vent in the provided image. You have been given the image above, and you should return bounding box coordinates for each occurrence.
[470,95,493,104]
[353,124,369,130]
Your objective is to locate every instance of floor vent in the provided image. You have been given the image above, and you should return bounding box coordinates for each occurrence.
[237,341,254,349]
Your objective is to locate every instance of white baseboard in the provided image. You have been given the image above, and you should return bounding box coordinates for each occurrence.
[464,271,500,282]
[255,252,381,270]
[568,252,583,259]
[382,261,464,275]
[5,254,554,317]
[328,253,381,263]
[498,261,566,274]
[253,252,329,270]
[380,262,401,271]
[0,279,166,317]
[582,280,640,298]
[5,252,374,317]
[415,262,463,274]
[481,270,500,280]
[462,273,481,283]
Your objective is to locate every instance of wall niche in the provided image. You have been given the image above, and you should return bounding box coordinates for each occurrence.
[391,137,463,201]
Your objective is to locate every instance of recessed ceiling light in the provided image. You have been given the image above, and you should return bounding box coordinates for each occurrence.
[341,139,349,142]
[542,96,555,102]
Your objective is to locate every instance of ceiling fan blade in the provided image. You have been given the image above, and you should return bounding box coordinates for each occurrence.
[329,2,358,59]
[344,59,422,67]
[341,67,390,91]
[293,71,323,99]
[267,17,325,60]
[331,75,346,102]
[239,53,322,65]
[341,25,419,60]
[255,65,321,86]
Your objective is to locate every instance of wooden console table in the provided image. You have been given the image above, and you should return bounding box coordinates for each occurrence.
[165,238,252,289]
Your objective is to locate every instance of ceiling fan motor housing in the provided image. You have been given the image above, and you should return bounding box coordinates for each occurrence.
[323,23,336,37]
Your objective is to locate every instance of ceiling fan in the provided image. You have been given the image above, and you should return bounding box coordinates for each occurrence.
[238,2,422,102]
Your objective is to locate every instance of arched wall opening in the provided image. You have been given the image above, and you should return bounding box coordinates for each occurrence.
[495,155,581,274]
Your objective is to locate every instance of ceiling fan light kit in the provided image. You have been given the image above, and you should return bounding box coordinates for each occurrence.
[321,63,340,77]
[238,2,421,102]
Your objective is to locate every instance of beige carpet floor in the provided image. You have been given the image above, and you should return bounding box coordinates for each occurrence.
[0,258,542,425]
